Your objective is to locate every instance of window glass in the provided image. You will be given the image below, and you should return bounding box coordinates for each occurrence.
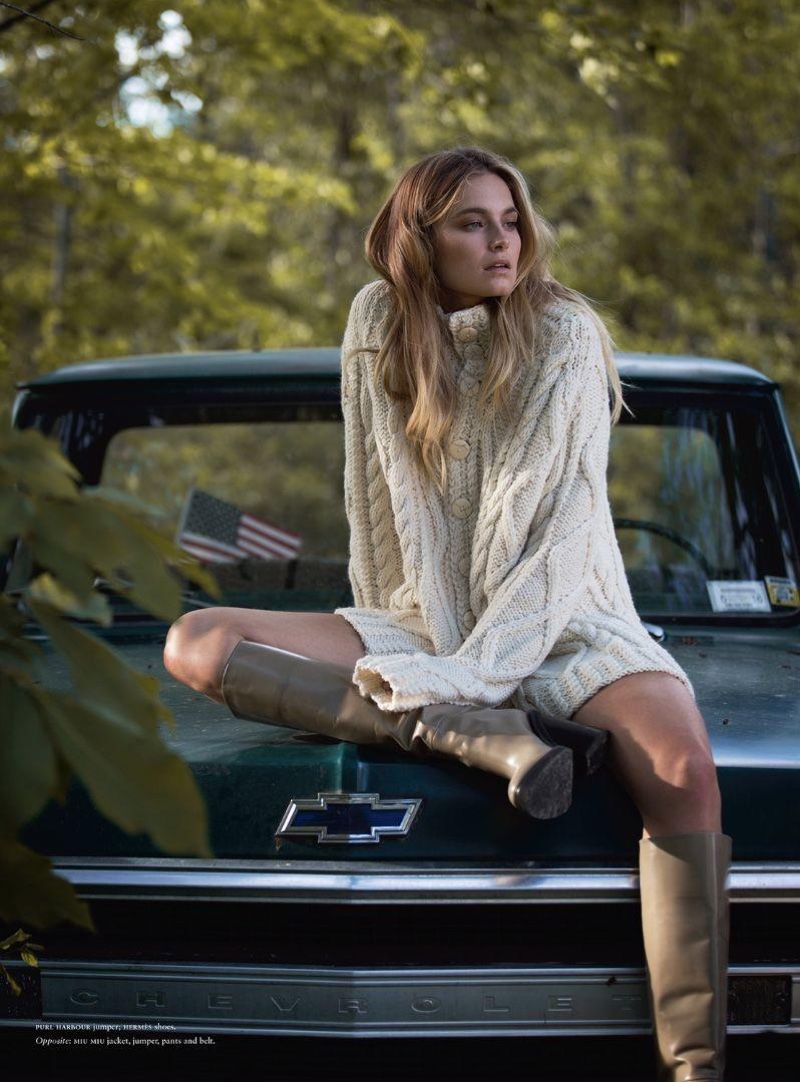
[609,404,799,616]
[102,421,351,610]
[100,401,799,620]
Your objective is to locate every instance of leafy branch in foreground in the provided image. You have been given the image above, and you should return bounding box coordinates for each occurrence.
[0,928,42,997]
[0,425,220,942]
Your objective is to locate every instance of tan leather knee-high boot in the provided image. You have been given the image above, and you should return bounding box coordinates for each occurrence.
[639,832,732,1082]
[220,639,574,819]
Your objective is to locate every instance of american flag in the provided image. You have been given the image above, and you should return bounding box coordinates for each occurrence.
[176,488,302,564]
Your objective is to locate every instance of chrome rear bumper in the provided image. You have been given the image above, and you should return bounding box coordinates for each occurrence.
[50,858,800,905]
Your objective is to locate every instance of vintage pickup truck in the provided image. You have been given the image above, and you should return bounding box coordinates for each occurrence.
[3,344,800,1048]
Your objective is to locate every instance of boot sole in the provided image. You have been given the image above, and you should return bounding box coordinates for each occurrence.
[510,746,573,819]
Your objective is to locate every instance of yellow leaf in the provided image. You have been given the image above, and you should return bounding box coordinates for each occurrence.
[0,928,30,951]
[0,963,21,997]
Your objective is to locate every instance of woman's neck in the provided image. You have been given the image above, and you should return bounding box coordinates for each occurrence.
[437,289,486,314]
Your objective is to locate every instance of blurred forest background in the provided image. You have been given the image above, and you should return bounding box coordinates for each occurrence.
[1,0,799,431]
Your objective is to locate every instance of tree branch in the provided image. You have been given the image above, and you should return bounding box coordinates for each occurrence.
[0,1,87,40]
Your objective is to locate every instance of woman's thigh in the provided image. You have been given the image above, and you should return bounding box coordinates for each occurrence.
[163,608,366,701]
[571,671,722,838]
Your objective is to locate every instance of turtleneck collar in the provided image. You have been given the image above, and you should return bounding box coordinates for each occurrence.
[437,302,492,366]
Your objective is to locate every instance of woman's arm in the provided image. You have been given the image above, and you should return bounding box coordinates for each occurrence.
[338,282,404,612]
[353,307,613,710]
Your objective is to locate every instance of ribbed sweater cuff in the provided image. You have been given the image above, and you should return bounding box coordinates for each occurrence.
[353,652,513,711]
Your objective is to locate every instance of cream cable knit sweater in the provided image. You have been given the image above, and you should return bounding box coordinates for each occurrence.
[335,280,694,719]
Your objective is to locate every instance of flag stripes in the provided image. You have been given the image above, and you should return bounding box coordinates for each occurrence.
[176,488,302,564]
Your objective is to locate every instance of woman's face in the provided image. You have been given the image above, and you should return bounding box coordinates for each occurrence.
[432,171,522,312]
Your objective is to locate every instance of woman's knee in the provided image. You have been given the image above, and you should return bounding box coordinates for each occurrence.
[636,735,722,834]
[663,745,721,818]
[574,672,721,831]
[163,609,241,695]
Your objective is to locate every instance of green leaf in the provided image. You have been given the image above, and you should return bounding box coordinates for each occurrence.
[0,430,80,499]
[30,499,186,622]
[26,532,97,600]
[20,949,39,967]
[51,750,73,806]
[0,489,33,549]
[29,601,170,733]
[88,501,211,617]
[27,573,112,626]
[0,598,43,683]
[85,495,220,600]
[0,839,93,930]
[38,687,211,858]
[28,498,130,587]
[165,552,221,601]
[83,484,169,520]
[104,542,183,623]
[0,676,57,834]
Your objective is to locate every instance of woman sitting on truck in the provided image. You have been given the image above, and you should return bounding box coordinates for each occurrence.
[165,146,730,1082]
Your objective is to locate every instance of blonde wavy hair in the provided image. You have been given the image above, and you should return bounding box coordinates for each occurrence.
[363,146,625,490]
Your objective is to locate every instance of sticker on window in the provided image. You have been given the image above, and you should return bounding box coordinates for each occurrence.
[764,576,800,607]
[707,581,771,613]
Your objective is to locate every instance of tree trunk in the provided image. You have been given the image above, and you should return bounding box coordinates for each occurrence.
[325,103,358,295]
[52,164,77,310]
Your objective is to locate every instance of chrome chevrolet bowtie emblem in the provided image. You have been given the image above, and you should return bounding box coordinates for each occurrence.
[276,792,422,844]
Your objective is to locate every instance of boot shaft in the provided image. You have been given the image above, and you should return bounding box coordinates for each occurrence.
[639,832,732,1082]
[220,639,573,819]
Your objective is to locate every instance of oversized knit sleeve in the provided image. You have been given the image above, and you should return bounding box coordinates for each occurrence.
[335,282,446,657]
[337,281,402,611]
[353,307,614,710]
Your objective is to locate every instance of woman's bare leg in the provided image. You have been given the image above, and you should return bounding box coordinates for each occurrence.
[574,672,728,1081]
[571,671,721,838]
[163,608,365,705]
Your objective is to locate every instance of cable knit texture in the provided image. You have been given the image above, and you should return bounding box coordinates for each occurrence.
[335,280,694,718]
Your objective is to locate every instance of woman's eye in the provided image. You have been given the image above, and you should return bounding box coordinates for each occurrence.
[464,220,483,230]
[505,219,519,230]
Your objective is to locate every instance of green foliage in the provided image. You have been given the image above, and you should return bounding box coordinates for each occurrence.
[0,1,797,432]
[0,426,219,931]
